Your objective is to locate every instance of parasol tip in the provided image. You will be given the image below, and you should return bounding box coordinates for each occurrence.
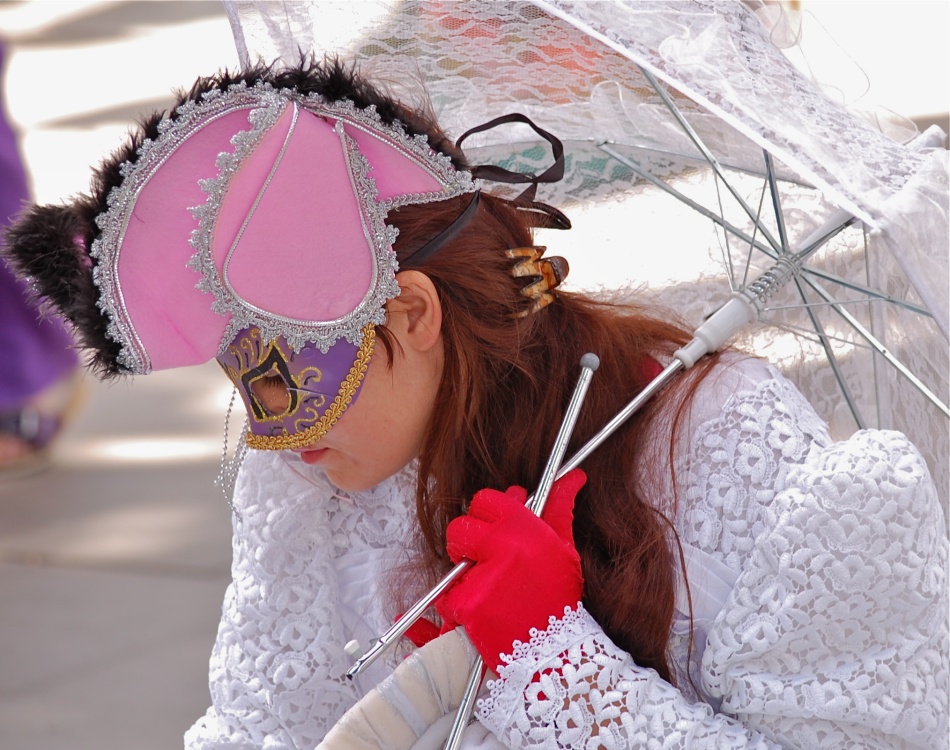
[580,353,600,372]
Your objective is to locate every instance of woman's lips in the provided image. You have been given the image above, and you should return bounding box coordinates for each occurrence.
[299,447,328,465]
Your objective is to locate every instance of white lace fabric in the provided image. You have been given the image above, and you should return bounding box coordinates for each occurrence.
[185,453,419,750]
[476,359,949,749]
[186,357,948,749]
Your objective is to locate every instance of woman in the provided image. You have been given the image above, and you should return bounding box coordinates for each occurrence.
[4,60,947,749]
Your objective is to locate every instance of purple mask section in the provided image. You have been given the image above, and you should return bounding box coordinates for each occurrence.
[216,326,371,450]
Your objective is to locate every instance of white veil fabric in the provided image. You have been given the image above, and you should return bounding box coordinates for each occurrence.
[222,0,949,510]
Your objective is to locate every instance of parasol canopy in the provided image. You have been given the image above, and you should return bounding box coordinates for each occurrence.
[224,0,949,514]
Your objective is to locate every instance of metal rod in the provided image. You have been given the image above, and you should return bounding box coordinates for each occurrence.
[762,296,930,316]
[791,275,867,429]
[803,275,950,418]
[346,354,600,681]
[791,208,855,265]
[598,142,775,257]
[530,352,600,515]
[763,151,791,255]
[443,660,484,750]
[637,65,783,254]
[442,353,600,750]
[344,558,466,679]
[557,359,683,475]
[589,140,813,187]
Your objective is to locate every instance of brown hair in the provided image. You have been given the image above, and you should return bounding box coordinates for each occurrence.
[383,192,716,682]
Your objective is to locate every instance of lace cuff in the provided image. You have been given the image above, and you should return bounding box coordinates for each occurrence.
[477,605,597,722]
[476,605,779,750]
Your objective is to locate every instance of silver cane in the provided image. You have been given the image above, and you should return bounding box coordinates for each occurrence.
[345,354,600,680]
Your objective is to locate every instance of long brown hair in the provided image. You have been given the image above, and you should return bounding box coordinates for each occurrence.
[383,192,715,681]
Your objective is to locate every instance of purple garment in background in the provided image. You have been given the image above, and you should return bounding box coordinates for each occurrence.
[0,42,78,410]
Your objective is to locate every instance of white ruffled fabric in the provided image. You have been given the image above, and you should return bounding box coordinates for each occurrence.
[185,357,948,749]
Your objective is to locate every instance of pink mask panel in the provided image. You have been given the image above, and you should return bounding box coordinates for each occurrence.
[217,105,378,323]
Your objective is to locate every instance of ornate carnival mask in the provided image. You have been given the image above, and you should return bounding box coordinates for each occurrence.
[218,325,373,450]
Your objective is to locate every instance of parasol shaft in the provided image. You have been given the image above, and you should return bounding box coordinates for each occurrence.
[557,358,683,474]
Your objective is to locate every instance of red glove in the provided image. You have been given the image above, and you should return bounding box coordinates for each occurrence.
[436,469,586,672]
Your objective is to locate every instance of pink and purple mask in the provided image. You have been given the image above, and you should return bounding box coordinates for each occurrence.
[89,83,474,449]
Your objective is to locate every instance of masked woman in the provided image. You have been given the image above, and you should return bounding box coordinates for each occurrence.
[4,61,947,750]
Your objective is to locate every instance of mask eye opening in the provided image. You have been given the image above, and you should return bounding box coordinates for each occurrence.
[249,369,294,417]
[240,344,301,420]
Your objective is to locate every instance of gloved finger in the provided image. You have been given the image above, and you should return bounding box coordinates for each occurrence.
[445,515,492,564]
[504,484,529,506]
[449,499,569,568]
[447,492,551,564]
[466,485,528,522]
[540,468,586,543]
[434,578,467,632]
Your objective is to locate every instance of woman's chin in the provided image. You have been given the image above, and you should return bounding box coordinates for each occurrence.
[323,461,405,494]
[326,471,375,493]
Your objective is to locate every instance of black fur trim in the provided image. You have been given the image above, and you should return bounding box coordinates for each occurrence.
[2,202,123,376]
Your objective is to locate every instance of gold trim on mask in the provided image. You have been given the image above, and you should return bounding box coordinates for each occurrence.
[245,324,376,451]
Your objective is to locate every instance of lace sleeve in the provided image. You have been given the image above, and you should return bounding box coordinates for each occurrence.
[477,604,782,749]
[476,364,949,750]
[185,450,418,750]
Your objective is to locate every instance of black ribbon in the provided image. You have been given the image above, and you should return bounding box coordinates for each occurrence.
[402,113,571,267]
[457,114,571,231]
[457,113,565,203]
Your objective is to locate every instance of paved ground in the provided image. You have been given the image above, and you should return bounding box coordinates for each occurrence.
[0,362,234,750]
[0,3,945,749]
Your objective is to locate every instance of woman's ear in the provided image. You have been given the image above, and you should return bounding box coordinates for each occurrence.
[390,270,443,352]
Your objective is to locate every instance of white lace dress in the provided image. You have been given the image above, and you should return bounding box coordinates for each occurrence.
[185,357,949,750]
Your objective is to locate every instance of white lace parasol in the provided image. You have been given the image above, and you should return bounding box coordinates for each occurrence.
[222,0,949,514]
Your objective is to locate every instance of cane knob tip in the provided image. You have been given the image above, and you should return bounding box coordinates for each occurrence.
[580,353,600,372]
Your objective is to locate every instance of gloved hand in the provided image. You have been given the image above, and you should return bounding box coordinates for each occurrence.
[436,469,586,672]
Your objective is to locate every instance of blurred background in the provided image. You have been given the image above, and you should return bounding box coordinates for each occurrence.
[0,2,946,749]
[0,4,237,749]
